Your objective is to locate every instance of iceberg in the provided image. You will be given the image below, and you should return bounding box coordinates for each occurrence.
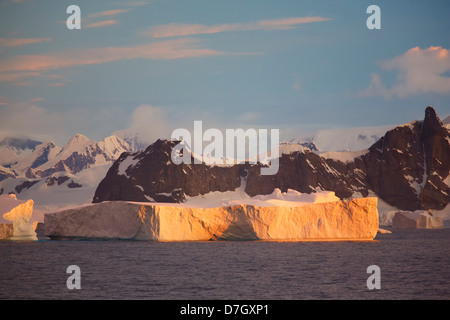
[44,197,379,241]
[1,194,38,240]
[392,210,443,229]
[0,223,13,239]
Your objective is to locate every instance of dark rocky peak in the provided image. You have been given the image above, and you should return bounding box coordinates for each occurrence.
[423,106,446,138]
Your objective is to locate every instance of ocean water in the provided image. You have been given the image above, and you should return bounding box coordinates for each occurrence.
[1,228,449,300]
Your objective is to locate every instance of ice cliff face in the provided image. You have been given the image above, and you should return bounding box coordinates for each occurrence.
[45,197,379,241]
[93,106,450,212]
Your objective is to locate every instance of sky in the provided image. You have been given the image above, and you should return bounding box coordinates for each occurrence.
[0,0,449,146]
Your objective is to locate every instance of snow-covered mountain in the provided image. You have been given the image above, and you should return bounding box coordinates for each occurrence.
[11,141,62,175]
[443,115,450,130]
[0,133,132,219]
[0,137,42,167]
[22,134,131,178]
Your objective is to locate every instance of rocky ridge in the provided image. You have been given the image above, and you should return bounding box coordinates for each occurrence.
[93,106,450,211]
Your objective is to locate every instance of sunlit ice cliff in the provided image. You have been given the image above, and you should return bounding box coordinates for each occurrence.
[45,189,379,241]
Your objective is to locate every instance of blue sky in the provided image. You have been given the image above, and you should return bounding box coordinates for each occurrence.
[0,0,449,145]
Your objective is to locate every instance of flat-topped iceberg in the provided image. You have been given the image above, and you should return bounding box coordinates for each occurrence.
[45,193,379,241]
[392,210,443,229]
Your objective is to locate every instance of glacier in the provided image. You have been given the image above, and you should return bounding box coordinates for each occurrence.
[44,195,379,241]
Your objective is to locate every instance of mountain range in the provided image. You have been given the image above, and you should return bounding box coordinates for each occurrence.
[1,106,449,218]
[93,106,450,213]
[0,134,131,179]
[0,134,131,213]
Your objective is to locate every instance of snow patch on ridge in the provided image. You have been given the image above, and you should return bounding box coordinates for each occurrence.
[319,149,369,163]
[118,155,139,177]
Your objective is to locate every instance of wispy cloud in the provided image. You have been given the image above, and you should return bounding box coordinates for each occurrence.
[144,16,331,38]
[0,101,65,141]
[0,96,8,105]
[0,37,51,48]
[88,9,131,18]
[0,71,60,86]
[85,20,119,29]
[79,8,132,29]
[113,1,150,7]
[29,97,45,103]
[0,100,128,144]
[0,38,239,85]
[359,46,450,98]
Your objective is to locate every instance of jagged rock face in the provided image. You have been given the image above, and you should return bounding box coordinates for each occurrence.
[357,121,426,210]
[93,107,450,211]
[357,106,450,210]
[244,152,367,200]
[0,166,15,182]
[93,139,246,203]
[419,107,450,209]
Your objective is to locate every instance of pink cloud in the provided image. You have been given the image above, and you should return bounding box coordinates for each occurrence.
[0,39,235,85]
[115,1,149,7]
[360,46,450,98]
[85,20,119,29]
[0,37,51,47]
[0,96,7,105]
[258,17,332,29]
[49,82,66,87]
[88,9,130,18]
[0,71,60,86]
[145,16,331,38]
[29,97,45,103]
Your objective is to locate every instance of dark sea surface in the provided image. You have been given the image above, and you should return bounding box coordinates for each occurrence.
[1,228,449,300]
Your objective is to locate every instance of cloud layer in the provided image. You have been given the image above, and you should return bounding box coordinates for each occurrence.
[145,16,331,38]
[0,37,51,48]
[0,38,228,85]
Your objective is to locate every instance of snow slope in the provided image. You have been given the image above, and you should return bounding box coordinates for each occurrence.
[0,164,111,223]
